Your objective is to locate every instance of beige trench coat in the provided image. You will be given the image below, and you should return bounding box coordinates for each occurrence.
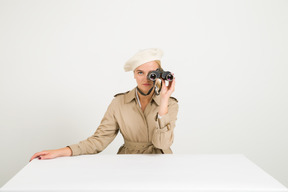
[68,87,178,155]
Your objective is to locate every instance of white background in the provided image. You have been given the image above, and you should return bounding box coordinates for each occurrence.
[0,0,287,188]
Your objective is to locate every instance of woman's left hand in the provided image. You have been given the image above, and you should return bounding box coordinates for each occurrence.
[160,75,176,100]
[158,75,175,116]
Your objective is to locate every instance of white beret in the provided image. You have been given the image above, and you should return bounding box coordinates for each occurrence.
[124,48,163,72]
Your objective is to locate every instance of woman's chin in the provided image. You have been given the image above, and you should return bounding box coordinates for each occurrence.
[138,86,153,93]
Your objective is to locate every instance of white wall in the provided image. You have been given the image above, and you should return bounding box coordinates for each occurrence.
[0,0,287,188]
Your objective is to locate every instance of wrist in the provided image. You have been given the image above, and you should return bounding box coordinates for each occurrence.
[158,105,168,116]
[159,98,169,116]
[160,94,169,101]
[158,111,167,117]
[160,97,169,105]
[60,147,72,157]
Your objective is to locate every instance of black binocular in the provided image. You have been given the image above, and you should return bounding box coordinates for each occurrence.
[147,68,174,82]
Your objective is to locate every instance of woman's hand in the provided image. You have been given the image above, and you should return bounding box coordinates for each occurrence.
[29,147,72,162]
[160,75,176,99]
[158,75,176,116]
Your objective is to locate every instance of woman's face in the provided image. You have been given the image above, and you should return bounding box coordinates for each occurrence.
[134,61,159,93]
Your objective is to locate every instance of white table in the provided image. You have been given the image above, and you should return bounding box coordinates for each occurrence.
[1,154,287,192]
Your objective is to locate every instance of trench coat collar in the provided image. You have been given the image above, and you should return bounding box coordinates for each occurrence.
[125,87,160,106]
[152,92,160,106]
[124,88,136,103]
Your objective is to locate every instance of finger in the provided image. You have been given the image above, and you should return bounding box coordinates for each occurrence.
[30,151,48,162]
[169,78,175,88]
[39,153,55,160]
[30,153,41,162]
[39,155,48,160]
[171,78,176,92]
[168,78,176,93]
[172,77,176,89]
[29,156,35,162]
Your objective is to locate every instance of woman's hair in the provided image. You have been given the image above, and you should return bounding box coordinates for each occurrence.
[155,60,161,67]
[154,60,162,95]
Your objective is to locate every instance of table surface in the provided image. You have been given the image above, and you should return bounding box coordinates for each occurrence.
[1,154,287,192]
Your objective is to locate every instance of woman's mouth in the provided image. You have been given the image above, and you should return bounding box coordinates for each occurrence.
[143,83,151,86]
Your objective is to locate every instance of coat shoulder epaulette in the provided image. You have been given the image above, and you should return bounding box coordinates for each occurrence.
[114,91,129,97]
[170,96,178,102]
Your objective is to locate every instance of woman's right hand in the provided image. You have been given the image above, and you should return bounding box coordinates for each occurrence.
[29,147,72,162]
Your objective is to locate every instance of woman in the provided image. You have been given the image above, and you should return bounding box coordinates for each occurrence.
[30,48,178,161]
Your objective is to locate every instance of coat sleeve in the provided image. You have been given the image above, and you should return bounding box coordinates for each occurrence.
[152,98,179,150]
[68,98,119,156]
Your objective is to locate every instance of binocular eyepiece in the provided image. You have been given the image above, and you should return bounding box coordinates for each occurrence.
[147,68,174,82]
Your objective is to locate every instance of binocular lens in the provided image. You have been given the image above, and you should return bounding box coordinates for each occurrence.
[166,74,173,81]
[149,73,157,80]
[161,71,173,81]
